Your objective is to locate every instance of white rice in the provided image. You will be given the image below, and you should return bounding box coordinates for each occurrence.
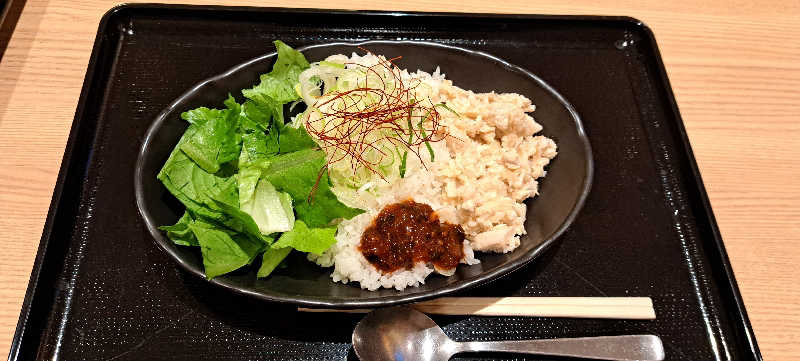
[309,142,479,291]
[306,52,555,291]
[310,212,479,291]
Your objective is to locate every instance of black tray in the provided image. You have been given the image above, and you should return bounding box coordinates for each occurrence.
[9,4,761,361]
[0,0,27,60]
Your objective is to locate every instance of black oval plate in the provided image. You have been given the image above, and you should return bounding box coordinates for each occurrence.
[135,41,593,308]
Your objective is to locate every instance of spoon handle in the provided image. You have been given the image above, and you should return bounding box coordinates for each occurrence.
[458,334,665,361]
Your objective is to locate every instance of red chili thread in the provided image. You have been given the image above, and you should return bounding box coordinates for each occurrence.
[303,49,450,185]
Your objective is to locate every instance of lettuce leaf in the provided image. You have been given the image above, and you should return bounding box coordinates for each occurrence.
[158,143,229,223]
[159,212,198,246]
[190,165,236,211]
[277,125,318,153]
[242,97,279,131]
[246,93,285,127]
[237,166,262,204]
[189,220,264,279]
[240,179,295,234]
[242,40,310,104]
[257,247,292,278]
[157,41,362,280]
[239,131,272,168]
[179,96,242,173]
[271,220,337,255]
[158,141,272,244]
[262,149,364,227]
[207,179,275,244]
[181,107,224,126]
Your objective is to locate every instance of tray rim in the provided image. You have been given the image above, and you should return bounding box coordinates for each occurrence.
[638,17,763,361]
[7,3,762,361]
[0,0,27,60]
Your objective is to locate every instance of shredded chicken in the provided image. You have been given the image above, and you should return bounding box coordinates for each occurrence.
[430,83,557,253]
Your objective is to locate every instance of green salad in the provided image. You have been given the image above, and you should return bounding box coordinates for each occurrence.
[157,41,363,279]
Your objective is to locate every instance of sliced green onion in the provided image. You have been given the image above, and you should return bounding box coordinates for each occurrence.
[418,123,435,162]
[406,99,416,143]
[399,150,408,178]
[288,100,303,112]
[434,102,461,118]
[319,60,345,69]
[417,107,435,162]
[397,99,418,178]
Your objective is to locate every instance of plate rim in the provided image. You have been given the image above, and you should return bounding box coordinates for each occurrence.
[134,39,594,308]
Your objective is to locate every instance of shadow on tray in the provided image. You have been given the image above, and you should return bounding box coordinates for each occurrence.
[174,237,562,346]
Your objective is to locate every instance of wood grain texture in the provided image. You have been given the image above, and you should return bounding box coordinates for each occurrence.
[301,297,658,319]
[0,0,797,359]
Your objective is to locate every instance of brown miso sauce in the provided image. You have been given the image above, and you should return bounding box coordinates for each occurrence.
[359,200,465,273]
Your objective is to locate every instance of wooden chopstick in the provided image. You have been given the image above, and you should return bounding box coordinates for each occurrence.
[298,297,656,319]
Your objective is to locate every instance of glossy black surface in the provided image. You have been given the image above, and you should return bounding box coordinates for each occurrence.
[135,40,593,307]
[0,0,26,60]
[10,4,761,361]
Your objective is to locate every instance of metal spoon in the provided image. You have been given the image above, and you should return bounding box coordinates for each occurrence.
[352,306,665,361]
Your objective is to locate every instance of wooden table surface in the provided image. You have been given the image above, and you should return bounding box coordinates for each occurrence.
[1,0,798,359]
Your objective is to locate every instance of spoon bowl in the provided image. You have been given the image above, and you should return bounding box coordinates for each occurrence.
[352,306,456,361]
[352,307,665,361]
